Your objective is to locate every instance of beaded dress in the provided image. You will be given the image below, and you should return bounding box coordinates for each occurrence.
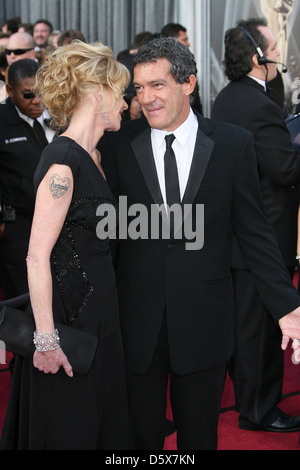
[0,136,129,450]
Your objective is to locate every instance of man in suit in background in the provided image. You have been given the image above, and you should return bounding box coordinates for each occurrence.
[33,19,53,51]
[0,59,55,300]
[212,18,300,432]
[99,37,300,450]
[161,22,191,48]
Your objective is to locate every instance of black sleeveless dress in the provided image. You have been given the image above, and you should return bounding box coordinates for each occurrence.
[0,137,129,450]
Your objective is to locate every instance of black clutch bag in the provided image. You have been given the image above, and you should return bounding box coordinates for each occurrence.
[0,305,98,376]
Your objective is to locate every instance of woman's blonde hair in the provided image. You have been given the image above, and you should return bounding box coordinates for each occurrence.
[35,40,130,129]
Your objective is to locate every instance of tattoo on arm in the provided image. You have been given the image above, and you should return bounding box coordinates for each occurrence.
[49,174,71,199]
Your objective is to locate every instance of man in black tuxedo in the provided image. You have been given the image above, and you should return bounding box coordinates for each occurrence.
[212,18,300,432]
[99,37,300,450]
[0,59,54,300]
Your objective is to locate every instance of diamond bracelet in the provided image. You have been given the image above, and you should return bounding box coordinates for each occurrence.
[33,329,60,352]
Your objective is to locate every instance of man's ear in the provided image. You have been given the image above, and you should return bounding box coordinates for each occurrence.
[5,83,13,98]
[252,53,260,69]
[183,74,197,96]
[29,50,36,61]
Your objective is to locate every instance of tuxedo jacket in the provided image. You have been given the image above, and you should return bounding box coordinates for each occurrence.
[99,112,300,375]
[212,76,300,268]
[0,97,45,219]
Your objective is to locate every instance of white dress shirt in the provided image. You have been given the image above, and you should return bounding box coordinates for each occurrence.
[16,107,56,143]
[151,108,198,206]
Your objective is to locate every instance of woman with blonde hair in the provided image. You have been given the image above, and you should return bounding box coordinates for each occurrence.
[0,41,130,450]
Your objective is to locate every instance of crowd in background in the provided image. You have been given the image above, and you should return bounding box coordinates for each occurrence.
[0,16,204,118]
[0,17,87,101]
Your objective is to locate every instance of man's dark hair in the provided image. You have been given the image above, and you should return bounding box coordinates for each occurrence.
[8,59,40,88]
[131,31,152,49]
[33,19,53,33]
[57,29,86,46]
[3,17,20,34]
[133,37,197,84]
[224,18,269,81]
[161,23,187,38]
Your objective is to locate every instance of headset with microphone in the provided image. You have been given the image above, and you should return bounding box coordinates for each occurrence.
[238,26,288,73]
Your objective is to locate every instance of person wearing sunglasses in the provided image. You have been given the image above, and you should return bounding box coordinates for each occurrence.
[0,59,55,303]
[5,31,36,66]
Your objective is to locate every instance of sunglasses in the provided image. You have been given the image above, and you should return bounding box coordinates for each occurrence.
[16,90,37,100]
[5,48,34,56]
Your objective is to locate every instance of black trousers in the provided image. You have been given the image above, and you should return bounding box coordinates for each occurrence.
[126,316,227,450]
[229,268,288,428]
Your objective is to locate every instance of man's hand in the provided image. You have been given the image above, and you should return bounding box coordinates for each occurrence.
[292,340,300,365]
[279,306,300,353]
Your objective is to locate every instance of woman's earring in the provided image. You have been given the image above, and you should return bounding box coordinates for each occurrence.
[102,107,109,124]
[97,93,109,125]
[103,110,109,125]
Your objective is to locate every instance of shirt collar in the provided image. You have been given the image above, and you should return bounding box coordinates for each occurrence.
[15,106,35,127]
[247,74,266,91]
[15,106,48,128]
[152,108,198,148]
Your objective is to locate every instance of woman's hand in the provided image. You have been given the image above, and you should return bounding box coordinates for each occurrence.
[33,348,73,377]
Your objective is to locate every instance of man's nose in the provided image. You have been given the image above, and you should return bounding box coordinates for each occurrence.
[32,94,42,104]
[141,88,155,105]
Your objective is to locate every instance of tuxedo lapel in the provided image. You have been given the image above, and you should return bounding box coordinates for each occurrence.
[172,118,215,242]
[132,116,215,207]
[182,118,215,205]
[131,115,215,241]
[131,127,164,207]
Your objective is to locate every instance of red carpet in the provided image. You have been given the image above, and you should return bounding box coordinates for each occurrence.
[0,351,12,440]
[1,285,300,450]
[163,274,300,450]
[163,347,300,450]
